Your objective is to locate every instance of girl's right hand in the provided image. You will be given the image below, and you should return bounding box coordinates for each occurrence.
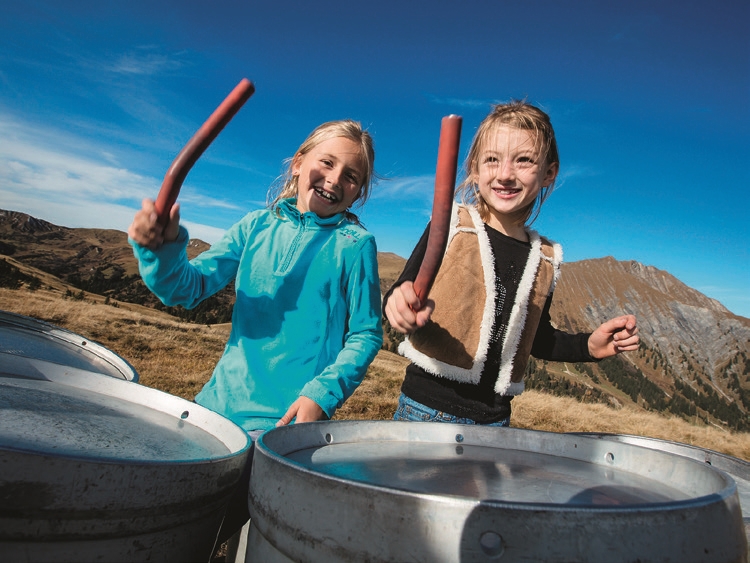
[127,198,180,250]
[384,281,434,334]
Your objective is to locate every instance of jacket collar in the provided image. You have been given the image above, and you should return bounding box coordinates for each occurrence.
[277,198,348,228]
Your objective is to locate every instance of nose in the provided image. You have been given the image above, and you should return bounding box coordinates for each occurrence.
[496,159,515,181]
[326,167,342,188]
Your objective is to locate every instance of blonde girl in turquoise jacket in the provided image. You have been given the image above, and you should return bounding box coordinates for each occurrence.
[128,120,383,433]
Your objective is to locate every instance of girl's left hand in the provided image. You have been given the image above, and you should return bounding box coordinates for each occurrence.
[588,315,640,359]
[276,396,326,426]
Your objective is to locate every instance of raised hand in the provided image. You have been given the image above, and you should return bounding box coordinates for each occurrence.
[588,315,640,359]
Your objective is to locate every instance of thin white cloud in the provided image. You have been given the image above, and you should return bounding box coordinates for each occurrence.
[69,42,192,80]
[426,94,498,109]
[0,113,250,242]
[181,220,229,245]
[0,140,153,203]
[108,50,187,76]
[556,163,599,188]
[371,174,436,201]
[178,189,243,211]
[0,116,155,201]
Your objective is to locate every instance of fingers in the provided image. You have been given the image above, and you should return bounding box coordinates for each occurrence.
[617,314,637,332]
[127,198,180,250]
[275,403,298,427]
[385,281,434,334]
[588,315,640,359]
[599,314,632,334]
[611,315,639,353]
[164,203,181,243]
[276,397,325,427]
[611,315,638,339]
[127,199,159,248]
[613,328,640,352]
[293,397,325,423]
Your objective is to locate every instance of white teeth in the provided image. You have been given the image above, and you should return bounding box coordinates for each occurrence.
[314,187,337,202]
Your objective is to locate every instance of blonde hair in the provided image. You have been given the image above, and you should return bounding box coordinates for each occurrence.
[267,119,376,224]
[456,100,559,226]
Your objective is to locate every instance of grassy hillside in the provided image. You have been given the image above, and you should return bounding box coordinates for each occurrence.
[2,285,749,461]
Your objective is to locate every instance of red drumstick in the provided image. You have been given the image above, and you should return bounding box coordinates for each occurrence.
[413,114,462,304]
[154,78,255,225]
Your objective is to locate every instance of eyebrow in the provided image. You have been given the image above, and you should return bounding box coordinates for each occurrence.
[481,147,539,156]
[318,147,365,171]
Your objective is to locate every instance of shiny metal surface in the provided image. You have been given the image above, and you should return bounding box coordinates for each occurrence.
[0,363,250,562]
[572,432,750,548]
[0,375,239,461]
[0,309,138,381]
[248,420,747,563]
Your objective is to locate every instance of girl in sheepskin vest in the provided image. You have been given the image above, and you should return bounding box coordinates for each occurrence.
[384,101,640,426]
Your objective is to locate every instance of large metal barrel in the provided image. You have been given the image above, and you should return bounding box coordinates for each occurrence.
[0,309,138,382]
[571,432,750,549]
[247,420,747,563]
[0,312,251,562]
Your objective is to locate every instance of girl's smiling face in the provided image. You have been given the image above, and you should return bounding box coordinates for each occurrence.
[474,125,558,235]
[292,137,365,218]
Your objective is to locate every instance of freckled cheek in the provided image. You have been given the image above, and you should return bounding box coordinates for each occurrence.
[477,169,494,185]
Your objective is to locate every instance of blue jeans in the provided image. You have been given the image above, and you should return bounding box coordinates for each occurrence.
[393,393,510,427]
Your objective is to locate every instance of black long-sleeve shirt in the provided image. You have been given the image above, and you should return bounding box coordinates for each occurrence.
[385,222,594,423]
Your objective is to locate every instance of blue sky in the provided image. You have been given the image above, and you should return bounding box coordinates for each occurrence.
[1,0,748,317]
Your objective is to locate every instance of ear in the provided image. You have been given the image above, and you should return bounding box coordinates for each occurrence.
[469,159,480,184]
[542,161,559,186]
[291,153,303,176]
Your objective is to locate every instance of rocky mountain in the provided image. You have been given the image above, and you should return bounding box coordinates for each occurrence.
[0,210,226,323]
[549,257,750,427]
[0,210,210,276]
[2,209,749,430]
[552,257,750,388]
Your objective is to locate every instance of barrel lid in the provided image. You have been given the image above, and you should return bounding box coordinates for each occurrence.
[258,421,736,507]
[0,310,250,463]
[0,375,241,462]
[0,310,138,382]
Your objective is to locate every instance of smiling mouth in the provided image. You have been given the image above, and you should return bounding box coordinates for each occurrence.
[492,187,521,196]
[314,187,339,203]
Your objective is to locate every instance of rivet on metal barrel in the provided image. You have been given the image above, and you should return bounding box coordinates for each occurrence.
[247,420,747,563]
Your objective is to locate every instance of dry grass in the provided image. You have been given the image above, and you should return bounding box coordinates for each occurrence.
[3,286,750,462]
[340,353,750,460]
[511,392,750,461]
[334,351,409,421]
[0,288,230,400]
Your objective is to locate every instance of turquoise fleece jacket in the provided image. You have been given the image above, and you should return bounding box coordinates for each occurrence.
[130,198,383,431]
